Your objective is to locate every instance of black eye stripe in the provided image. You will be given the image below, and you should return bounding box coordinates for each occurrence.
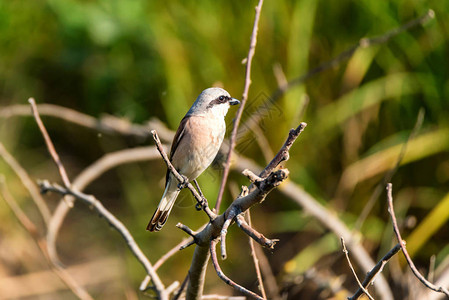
[206,95,229,109]
[218,95,229,102]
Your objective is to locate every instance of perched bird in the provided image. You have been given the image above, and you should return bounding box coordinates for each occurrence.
[147,87,240,231]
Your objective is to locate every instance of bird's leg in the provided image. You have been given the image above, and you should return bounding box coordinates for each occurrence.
[193,179,208,210]
[177,174,189,190]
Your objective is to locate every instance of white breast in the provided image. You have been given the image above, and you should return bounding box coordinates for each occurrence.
[175,114,226,180]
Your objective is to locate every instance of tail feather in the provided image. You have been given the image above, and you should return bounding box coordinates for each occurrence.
[147,182,180,232]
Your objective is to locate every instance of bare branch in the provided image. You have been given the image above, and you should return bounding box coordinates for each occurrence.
[186,244,210,300]
[246,211,267,299]
[180,117,301,298]
[47,146,163,267]
[177,223,199,238]
[233,158,394,300]
[173,274,189,300]
[249,122,275,164]
[27,99,164,297]
[155,238,193,271]
[180,239,197,250]
[236,214,278,250]
[28,98,71,190]
[0,103,156,139]
[386,183,449,298]
[242,169,263,183]
[253,242,281,300]
[39,181,167,299]
[210,239,263,300]
[349,243,402,300]
[341,237,374,300]
[166,281,180,297]
[259,122,307,178]
[220,207,238,260]
[139,237,195,291]
[183,169,288,299]
[0,177,93,300]
[0,142,51,226]
[215,0,265,212]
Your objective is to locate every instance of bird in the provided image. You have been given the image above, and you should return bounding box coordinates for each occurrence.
[147,87,240,231]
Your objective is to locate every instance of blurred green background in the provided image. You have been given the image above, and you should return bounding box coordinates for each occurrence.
[0,0,448,299]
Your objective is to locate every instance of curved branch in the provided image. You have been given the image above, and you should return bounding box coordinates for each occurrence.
[40,181,167,299]
[29,98,71,189]
[387,183,449,298]
[46,146,163,267]
[210,239,263,300]
[0,143,51,226]
[0,177,93,300]
[349,243,402,300]
[341,237,374,300]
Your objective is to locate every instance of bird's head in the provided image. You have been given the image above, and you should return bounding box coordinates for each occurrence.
[187,87,240,118]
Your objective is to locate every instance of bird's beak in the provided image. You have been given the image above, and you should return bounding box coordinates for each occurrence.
[229,98,240,106]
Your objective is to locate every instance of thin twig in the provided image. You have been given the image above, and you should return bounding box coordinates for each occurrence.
[176,223,199,238]
[28,98,71,189]
[0,103,154,139]
[0,142,51,226]
[246,210,267,299]
[341,237,374,300]
[28,99,165,297]
[166,281,180,297]
[386,183,449,298]
[259,122,307,178]
[228,184,278,299]
[254,242,281,300]
[0,177,94,300]
[349,243,402,300]
[220,208,238,259]
[235,214,278,249]
[215,0,264,212]
[249,122,275,164]
[173,273,189,300]
[47,146,163,267]
[154,238,193,271]
[139,237,194,291]
[210,239,263,300]
[39,181,167,299]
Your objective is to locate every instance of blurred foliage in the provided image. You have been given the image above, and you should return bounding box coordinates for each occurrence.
[0,0,449,299]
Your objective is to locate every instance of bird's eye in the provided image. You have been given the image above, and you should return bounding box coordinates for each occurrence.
[219,95,225,101]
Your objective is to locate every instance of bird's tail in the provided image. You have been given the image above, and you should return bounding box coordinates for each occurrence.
[147,182,180,232]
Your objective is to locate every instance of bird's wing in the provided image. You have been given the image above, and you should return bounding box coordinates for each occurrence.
[165,115,191,186]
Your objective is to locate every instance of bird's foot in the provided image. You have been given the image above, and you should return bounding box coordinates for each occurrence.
[195,196,208,211]
[177,174,189,190]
